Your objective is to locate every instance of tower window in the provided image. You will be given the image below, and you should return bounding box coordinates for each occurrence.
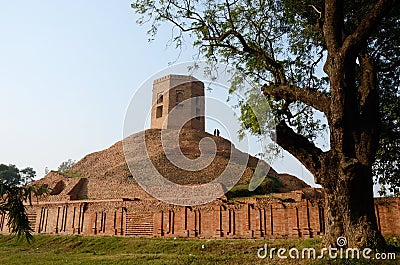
[157,92,164,104]
[176,90,184,104]
[156,106,163,118]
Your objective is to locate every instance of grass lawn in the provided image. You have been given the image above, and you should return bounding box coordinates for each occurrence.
[0,235,398,264]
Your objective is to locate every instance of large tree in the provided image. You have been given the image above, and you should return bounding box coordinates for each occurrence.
[131,0,399,248]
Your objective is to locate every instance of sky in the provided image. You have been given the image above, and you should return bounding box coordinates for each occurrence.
[0,1,367,193]
[1,1,190,175]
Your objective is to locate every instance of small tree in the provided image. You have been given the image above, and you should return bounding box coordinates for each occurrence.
[57,159,76,172]
[0,164,46,242]
[20,167,36,186]
[0,164,21,187]
[0,164,36,187]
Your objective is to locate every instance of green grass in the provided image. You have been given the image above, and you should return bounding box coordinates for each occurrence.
[0,235,398,264]
[227,175,283,199]
[61,171,85,178]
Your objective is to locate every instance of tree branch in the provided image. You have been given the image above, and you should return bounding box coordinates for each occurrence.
[202,43,245,55]
[203,30,280,67]
[275,120,323,176]
[203,29,286,84]
[323,0,343,52]
[341,0,398,56]
[308,5,322,19]
[261,84,331,115]
[156,2,205,33]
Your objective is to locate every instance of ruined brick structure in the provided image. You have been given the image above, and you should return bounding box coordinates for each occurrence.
[1,190,399,238]
[1,74,399,239]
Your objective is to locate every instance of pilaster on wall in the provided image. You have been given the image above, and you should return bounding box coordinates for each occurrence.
[0,197,399,238]
[0,212,8,233]
[151,200,326,239]
[14,200,125,236]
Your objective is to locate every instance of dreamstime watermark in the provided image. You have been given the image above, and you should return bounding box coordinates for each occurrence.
[122,61,276,206]
[257,237,397,260]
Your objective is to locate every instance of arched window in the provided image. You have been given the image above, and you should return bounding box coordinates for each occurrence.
[157,92,163,104]
[176,90,184,104]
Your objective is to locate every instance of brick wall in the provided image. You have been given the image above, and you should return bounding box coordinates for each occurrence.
[1,196,399,238]
[150,75,205,131]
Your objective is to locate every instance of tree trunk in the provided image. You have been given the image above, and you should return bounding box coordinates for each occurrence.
[262,0,394,250]
[315,47,386,248]
[320,154,385,249]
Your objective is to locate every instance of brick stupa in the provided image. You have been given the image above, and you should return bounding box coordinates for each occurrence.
[8,75,398,239]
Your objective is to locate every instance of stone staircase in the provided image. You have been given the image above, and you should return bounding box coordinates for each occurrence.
[125,212,154,236]
[27,212,37,229]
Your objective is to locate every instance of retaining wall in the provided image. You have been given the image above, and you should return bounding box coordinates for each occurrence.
[1,196,399,238]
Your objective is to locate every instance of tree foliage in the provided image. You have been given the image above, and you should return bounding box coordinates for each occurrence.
[57,159,76,173]
[0,164,36,187]
[0,164,21,187]
[132,0,399,195]
[0,164,46,242]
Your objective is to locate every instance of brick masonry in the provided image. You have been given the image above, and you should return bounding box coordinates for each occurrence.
[150,74,205,131]
[1,192,399,238]
[2,74,398,239]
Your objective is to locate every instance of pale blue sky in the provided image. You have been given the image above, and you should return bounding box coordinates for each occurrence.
[0,1,195,174]
[0,1,328,191]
